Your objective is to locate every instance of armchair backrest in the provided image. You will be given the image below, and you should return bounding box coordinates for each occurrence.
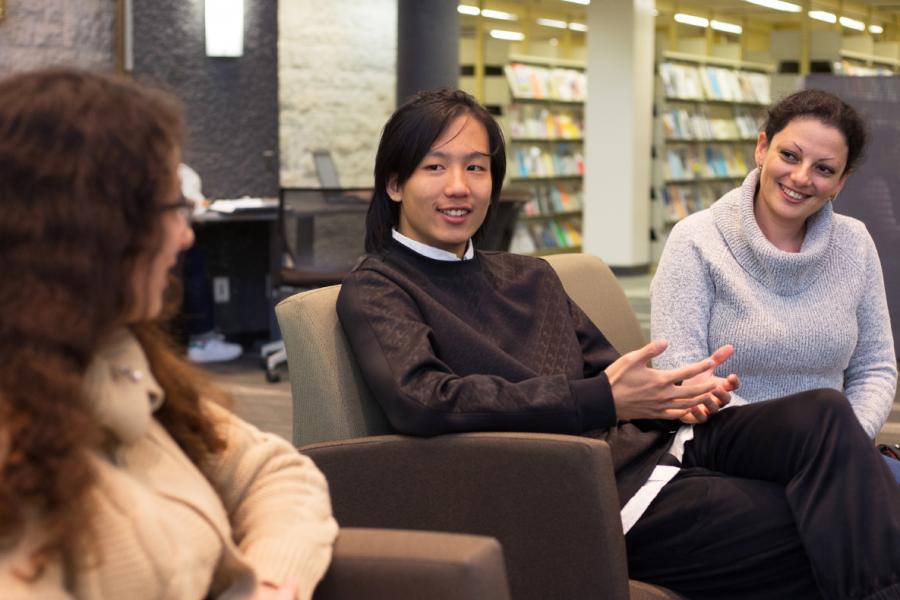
[275,253,646,446]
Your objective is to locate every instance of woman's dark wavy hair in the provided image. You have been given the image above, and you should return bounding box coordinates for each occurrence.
[365,88,506,253]
[763,88,868,175]
[0,68,226,574]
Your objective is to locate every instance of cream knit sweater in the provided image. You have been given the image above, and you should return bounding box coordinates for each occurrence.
[652,169,897,438]
[0,329,338,599]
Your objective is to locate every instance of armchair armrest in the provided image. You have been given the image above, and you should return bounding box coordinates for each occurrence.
[314,527,510,600]
[302,432,630,600]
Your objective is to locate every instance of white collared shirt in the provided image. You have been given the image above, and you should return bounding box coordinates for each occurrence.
[391,229,475,261]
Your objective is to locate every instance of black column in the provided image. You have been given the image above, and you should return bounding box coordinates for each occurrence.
[131,0,279,198]
[396,0,459,106]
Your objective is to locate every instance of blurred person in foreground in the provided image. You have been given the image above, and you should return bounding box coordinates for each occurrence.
[0,68,337,599]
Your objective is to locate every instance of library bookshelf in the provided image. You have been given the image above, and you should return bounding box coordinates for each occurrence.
[503,54,586,256]
[651,51,773,261]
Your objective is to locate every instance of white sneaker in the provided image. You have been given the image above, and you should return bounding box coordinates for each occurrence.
[188,336,243,363]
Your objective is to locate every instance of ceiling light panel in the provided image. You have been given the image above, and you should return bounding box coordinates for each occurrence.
[743,0,801,13]
[481,8,518,21]
[568,21,588,32]
[458,4,480,16]
[674,13,709,28]
[490,29,525,41]
[536,18,568,29]
[808,10,837,23]
[711,20,742,34]
[839,16,865,31]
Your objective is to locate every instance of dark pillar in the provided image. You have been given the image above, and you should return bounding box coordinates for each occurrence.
[396,0,459,106]
[131,0,279,198]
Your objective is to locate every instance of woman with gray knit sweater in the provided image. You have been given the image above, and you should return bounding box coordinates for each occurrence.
[651,89,899,477]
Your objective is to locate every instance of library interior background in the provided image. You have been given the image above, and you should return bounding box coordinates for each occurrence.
[1,0,899,444]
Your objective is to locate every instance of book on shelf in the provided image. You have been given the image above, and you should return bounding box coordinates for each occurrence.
[513,144,584,179]
[663,144,753,181]
[659,62,771,104]
[504,63,587,102]
[661,181,737,223]
[509,222,537,254]
[518,181,583,217]
[509,214,582,254]
[506,103,584,139]
[662,105,764,141]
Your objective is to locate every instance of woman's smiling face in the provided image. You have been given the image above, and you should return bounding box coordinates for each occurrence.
[754,117,850,236]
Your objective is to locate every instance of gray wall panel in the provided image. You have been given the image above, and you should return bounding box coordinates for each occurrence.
[132,0,278,198]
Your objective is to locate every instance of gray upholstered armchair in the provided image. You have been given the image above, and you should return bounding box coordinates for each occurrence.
[276,253,683,600]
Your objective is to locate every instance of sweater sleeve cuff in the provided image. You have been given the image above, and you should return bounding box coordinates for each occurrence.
[244,535,336,600]
[570,373,617,430]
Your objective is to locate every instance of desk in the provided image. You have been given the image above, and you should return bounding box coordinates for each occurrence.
[190,208,278,340]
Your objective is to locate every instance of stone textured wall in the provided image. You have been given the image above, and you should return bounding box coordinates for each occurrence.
[0,0,116,76]
[279,0,397,188]
[132,0,279,198]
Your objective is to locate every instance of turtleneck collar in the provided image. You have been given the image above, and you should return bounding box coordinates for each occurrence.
[82,328,164,445]
[710,168,834,296]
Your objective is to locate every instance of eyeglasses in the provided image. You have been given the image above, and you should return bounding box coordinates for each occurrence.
[159,195,196,221]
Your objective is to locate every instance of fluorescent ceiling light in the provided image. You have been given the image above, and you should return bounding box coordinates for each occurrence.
[711,19,742,34]
[839,16,865,31]
[490,29,525,41]
[674,13,709,28]
[458,4,480,16]
[536,18,568,29]
[743,0,801,13]
[568,21,588,32]
[808,10,836,23]
[561,0,590,5]
[481,8,518,21]
[205,0,244,57]
[869,24,884,34]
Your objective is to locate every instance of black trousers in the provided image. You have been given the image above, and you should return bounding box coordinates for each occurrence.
[626,389,900,600]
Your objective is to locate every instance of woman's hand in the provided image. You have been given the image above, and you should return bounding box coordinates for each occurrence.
[256,579,299,600]
[605,341,737,421]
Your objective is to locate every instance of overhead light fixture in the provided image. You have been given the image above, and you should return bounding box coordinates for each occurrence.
[808,10,836,24]
[869,24,884,34]
[711,19,743,34]
[743,0,801,13]
[674,13,709,28]
[205,0,244,57]
[490,29,525,41]
[458,4,480,16]
[839,16,865,31]
[561,0,590,5]
[568,21,588,32]
[536,17,568,29]
[481,8,518,21]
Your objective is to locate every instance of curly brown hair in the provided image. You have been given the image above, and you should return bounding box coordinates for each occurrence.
[0,69,226,572]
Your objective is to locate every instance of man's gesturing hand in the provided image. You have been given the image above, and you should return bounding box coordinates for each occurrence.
[605,340,736,421]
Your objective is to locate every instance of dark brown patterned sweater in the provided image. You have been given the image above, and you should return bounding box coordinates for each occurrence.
[336,238,674,505]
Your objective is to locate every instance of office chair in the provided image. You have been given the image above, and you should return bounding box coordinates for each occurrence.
[262,186,371,382]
